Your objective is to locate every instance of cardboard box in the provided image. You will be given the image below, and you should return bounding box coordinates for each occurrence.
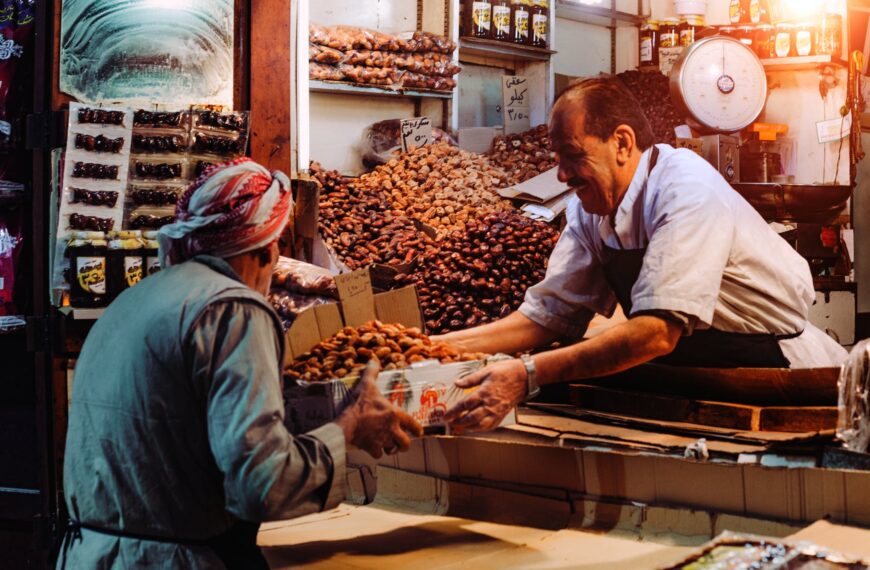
[284,267,424,360]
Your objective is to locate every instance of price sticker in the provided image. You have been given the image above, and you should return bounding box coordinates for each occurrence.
[400,117,433,152]
[502,75,531,135]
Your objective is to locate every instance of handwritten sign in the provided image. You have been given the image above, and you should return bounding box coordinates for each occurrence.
[401,117,433,152]
[335,268,376,326]
[658,47,684,77]
[502,75,531,135]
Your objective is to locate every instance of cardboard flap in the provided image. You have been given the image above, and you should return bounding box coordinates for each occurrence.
[314,303,343,340]
[335,268,377,326]
[498,168,569,204]
[375,286,424,330]
[287,308,322,358]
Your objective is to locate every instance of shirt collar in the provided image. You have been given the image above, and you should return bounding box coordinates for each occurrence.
[598,146,654,248]
[190,254,244,284]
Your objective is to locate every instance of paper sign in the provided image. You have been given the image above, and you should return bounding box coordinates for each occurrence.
[502,75,531,135]
[334,268,376,327]
[497,167,569,204]
[400,117,432,152]
[658,47,684,77]
[816,113,852,144]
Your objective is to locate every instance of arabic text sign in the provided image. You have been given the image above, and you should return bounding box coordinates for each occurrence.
[502,75,531,135]
[401,117,433,152]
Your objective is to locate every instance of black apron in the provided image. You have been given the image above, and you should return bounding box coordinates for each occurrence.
[601,146,796,369]
[60,518,268,570]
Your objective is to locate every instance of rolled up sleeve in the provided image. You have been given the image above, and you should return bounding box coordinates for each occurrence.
[519,208,616,338]
[190,301,345,522]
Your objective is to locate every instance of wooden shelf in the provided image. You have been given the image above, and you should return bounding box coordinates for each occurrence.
[459,37,555,62]
[555,1,642,28]
[309,80,453,100]
[760,54,845,71]
[58,307,105,321]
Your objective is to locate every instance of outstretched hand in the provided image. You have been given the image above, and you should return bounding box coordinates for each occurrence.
[337,362,423,458]
[444,359,528,435]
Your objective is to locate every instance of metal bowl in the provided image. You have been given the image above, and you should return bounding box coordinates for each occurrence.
[731,183,852,223]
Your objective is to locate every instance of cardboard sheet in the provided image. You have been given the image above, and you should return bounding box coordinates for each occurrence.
[790,520,870,561]
[258,504,691,570]
[497,167,569,204]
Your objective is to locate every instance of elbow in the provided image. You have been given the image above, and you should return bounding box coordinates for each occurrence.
[648,322,682,358]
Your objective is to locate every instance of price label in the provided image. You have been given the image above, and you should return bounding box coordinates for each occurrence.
[401,117,433,152]
[816,113,852,144]
[502,75,531,135]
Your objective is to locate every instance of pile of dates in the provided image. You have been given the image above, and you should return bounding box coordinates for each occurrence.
[393,211,559,334]
[488,125,558,184]
[355,142,513,236]
[313,164,439,270]
[616,70,682,146]
[285,320,486,383]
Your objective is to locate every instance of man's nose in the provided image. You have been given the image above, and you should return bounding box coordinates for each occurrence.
[557,167,570,183]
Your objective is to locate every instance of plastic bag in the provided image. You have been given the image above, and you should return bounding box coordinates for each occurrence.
[268,289,334,330]
[339,64,402,87]
[309,62,345,82]
[272,256,338,298]
[309,43,345,65]
[401,30,456,54]
[0,209,22,314]
[361,119,457,167]
[837,340,870,453]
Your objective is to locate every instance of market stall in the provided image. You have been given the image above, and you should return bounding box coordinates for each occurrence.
[10,0,870,567]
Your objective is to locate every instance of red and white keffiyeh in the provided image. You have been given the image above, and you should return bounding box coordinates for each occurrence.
[158,158,292,267]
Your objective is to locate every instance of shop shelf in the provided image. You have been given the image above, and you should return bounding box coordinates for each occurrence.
[555,1,643,28]
[760,54,845,71]
[459,37,555,62]
[58,307,105,321]
[309,80,453,100]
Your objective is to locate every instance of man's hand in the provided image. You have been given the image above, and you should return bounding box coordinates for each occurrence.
[444,359,527,435]
[336,362,423,459]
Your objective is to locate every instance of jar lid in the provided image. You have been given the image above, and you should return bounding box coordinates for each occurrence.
[662,17,680,24]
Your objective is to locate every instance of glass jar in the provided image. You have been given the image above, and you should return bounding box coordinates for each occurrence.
[659,17,679,48]
[679,15,704,48]
[68,232,109,308]
[142,231,161,276]
[491,0,511,41]
[737,25,755,49]
[748,0,761,24]
[754,24,775,59]
[107,231,144,299]
[640,20,659,66]
[511,0,531,45]
[466,0,493,38]
[774,23,794,58]
[531,0,548,48]
[795,22,815,57]
[729,0,742,24]
[817,13,843,57]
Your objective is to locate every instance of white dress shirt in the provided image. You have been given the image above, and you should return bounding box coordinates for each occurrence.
[520,144,847,368]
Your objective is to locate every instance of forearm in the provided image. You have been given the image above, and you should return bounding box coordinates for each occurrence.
[434,311,560,355]
[534,315,681,386]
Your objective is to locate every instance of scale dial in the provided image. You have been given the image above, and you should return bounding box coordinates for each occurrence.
[670,36,768,133]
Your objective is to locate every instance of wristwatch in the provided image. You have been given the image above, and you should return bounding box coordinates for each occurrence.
[521,354,540,401]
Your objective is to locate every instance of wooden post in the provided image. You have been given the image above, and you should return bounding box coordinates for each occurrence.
[250,0,293,172]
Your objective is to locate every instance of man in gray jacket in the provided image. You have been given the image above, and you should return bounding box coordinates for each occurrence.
[58,159,421,569]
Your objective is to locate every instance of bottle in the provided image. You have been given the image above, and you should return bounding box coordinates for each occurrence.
[142,231,161,277]
[659,18,679,48]
[679,15,704,48]
[749,0,761,24]
[491,0,511,41]
[468,0,493,38]
[531,0,548,48]
[68,231,109,308]
[511,0,531,45]
[639,20,659,66]
[794,22,816,57]
[729,0,743,24]
[107,231,144,300]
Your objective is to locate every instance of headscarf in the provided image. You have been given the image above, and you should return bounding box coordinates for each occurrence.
[157,158,292,267]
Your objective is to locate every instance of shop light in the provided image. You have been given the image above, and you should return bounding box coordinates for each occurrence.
[775,0,826,20]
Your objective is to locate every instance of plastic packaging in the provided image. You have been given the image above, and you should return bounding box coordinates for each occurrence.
[339,64,403,87]
[191,109,249,134]
[271,256,338,298]
[70,187,119,208]
[133,109,188,129]
[131,156,189,181]
[129,183,185,207]
[309,42,345,65]
[68,212,115,232]
[837,340,870,453]
[191,131,246,157]
[128,206,176,230]
[76,107,126,127]
[309,62,345,82]
[0,210,22,314]
[131,132,188,154]
[74,133,125,154]
[268,289,334,330]
[72,161,120,181]
[360,120,457,167]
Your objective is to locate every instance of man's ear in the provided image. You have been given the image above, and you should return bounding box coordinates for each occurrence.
[613,124,637,166]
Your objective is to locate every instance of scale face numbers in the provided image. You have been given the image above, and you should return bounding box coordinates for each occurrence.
[674,37,767,132]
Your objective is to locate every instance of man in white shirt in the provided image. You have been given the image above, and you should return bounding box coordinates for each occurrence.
[438,75,847,434]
